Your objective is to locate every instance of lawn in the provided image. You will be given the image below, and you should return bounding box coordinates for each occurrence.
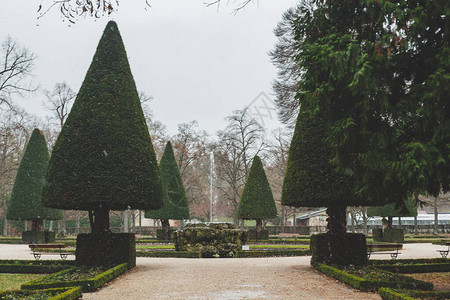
[0,274,45,290]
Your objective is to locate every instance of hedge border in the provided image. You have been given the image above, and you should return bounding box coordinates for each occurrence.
[137,251,201,258]
[0,260,75,274]
[369,258,449,265]
[21,263,129,292]
[312,262,433,292]
[378,288,450,300]
[0,287,82,300]
[375,263,450,273]
[236,249,310,258]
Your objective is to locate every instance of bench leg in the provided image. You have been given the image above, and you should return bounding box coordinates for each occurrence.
[33,253,41,260]
[367,253,371,259]
[390,253,398,259]
[60,254,68,260]
[440,251,449,258]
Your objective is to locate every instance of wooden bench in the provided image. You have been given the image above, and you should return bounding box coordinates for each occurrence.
[437,242,450,258]
[367,243,402,259]
[29,244,70,260]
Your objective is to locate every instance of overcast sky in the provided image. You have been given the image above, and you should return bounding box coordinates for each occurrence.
[1,0,298,135]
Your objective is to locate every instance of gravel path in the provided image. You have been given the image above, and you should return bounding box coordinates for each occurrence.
[0,243,445,299]
[82,257,380,300]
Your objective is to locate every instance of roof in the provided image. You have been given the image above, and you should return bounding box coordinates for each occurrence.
[296,208,327,221]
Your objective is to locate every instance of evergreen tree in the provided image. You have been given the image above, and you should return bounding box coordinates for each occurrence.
[7,129,62,231]
[145,141,189,239]
[367,197,417,229]
[282,106,358,233]
[42,21,163,233]
[237,155,277,233]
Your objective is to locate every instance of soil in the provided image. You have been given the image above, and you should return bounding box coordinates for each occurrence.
[405,272,450,291]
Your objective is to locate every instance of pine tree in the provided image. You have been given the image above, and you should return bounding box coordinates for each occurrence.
[42,21,163,233]
[7,129,62,231]
[145,141,189,239]
[237,155,277,234]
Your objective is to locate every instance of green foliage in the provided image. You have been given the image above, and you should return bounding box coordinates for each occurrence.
[372,228,404,243]
[289,0,449,206]
[137,251,201,258]
[7,129,62,221]
[42,21,163,211]
[145,141,189,220]
[246,229,269,240]
[21,263,128,292]
[378,288,450,300]
[0,262,72,274]
[310,233,367,266]
[0,287,82,300]
[367,197,417,218]
[237,156,277,219]
[236,249,310,258]
[312,262,433,292]
[376,263,450,274]
[282,108,358,207]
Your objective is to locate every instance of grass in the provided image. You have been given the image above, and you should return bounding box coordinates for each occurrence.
[0,274,45,290]
[405,272,450,291]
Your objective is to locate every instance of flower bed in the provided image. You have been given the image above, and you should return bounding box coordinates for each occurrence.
[0,286,82,300]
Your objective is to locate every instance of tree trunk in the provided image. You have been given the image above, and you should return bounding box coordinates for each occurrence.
[398,217,402,227]
[89,206,110,233]
[414,215,418,235]
[281,206,285,233]
[138,210,142,235]
[434,196,438,235]
[326,205,346,234]
[362,207,368,235]
[161,219,170,240]
[131,210,136,233]
[292,208,296,228]
[350,212,355,233]
[31,219,44,231]
[387,216,393,229]
[255,219,262,238]
[2,195,7,236]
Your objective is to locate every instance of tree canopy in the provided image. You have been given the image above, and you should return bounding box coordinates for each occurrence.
[145,141,189,220]
[278,0,449,208]
[42,21,163,212]
[7,129,62,221]
[237,155,277,221]
[367,197,417,218]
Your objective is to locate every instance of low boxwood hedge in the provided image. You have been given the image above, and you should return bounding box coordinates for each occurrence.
[137,251,201,258]
[0,286,82,300]
[378,287,450,300]
[236,249,310,258]
[0,260,75,274]
[312,262,433,292]
[21,263,128,292]
[369,258,450,273]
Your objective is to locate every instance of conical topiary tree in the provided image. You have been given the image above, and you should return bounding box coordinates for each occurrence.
[41,21,163,266]
[237,155,277,237]
[145,141,189,240]
[7,129,63,239]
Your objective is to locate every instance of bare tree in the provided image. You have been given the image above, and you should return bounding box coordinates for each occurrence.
[214,109,266,224]
[44,82,76,129]
[0,37,37,108]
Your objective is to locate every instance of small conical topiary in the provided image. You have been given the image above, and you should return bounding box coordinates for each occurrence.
[237,155,277,232]
[145,142,189,239]
[7,129,63,230]
[42,21,163,232]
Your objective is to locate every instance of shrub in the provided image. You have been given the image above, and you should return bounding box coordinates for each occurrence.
[378,288,450,300]
[236,249,309,258]
[310,233,367,266]
[0,287,82,300]
[21,263,128,292]
[246,229,269,241]
[312,262,433,292]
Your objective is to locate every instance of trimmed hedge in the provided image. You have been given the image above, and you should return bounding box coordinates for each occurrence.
[310,233,367,266]
[137,251,201,258]
[246,229,269,241]
[0,260,75,274]
[312,262,433,292]
[375,263,450,273]
[373,228,405,243]
[378,288,450,300]
[0,287,82,300]
[21,263,128,292]
[236,249,310,258]
[369,258,449,266]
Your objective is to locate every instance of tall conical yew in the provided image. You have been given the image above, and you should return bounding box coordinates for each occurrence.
[145,141,189,239]
[7,129,62,231]
[237,155,277,233]
[42,21,163,233]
